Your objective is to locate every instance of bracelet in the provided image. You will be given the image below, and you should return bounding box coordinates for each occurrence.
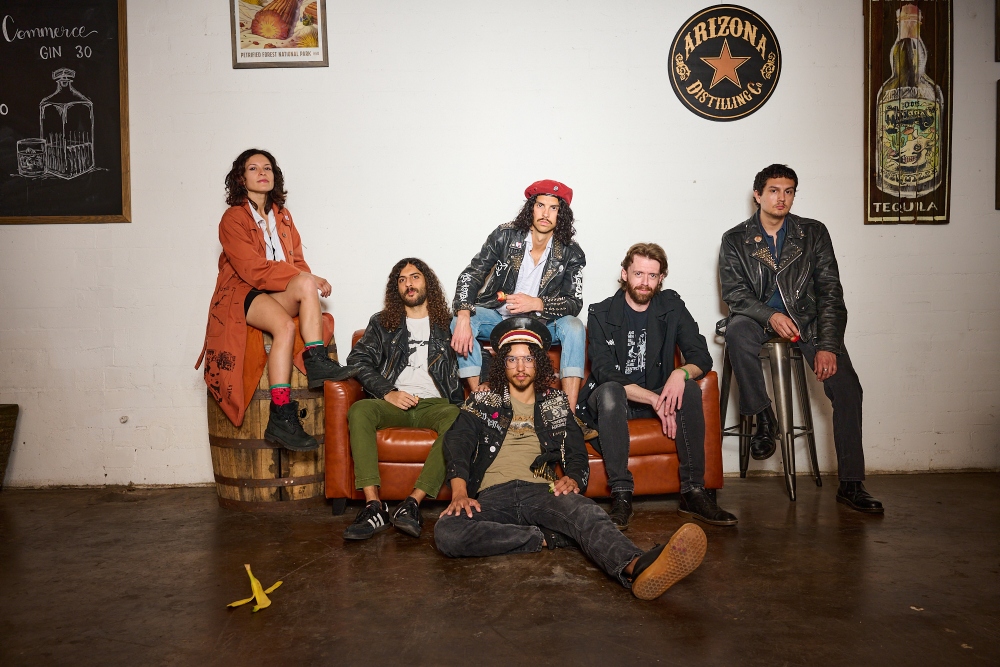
[678,368,690,381]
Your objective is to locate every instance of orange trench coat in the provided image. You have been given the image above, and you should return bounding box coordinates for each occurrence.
[195,203,333,427]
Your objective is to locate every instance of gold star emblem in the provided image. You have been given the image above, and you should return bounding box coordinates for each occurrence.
[700,38,751,89]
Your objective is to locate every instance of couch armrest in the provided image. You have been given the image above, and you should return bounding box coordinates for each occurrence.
[698,371,724,489]
[324,378,365,499]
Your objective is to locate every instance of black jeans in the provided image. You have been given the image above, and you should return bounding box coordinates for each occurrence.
[433,480,643,587]
[724,314,866,481]
[586,381,706,495]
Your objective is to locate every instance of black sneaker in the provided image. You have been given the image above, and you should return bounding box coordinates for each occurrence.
[303,345,357,390]
[263,400,319,451]
[608,491,634,531]
[678,487,738,526]
[343,500,392,540]
[392,496,424,538]
[539,526,578,550]
[630,523,708,600]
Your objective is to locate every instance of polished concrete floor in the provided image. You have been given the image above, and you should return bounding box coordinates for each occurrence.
[0,473,997,666]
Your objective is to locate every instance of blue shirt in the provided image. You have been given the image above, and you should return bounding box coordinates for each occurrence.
[762,220,787,313]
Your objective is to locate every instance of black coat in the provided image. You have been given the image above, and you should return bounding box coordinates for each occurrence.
[453,223,586,322]
[576,288,713,421]
[444,387,590,497]
[346,313,464,404]
[719,211,848,353]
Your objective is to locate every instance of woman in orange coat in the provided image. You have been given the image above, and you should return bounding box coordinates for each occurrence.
[197,148,355,450]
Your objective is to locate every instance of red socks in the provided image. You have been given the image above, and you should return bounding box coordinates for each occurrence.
[270,384,291,406]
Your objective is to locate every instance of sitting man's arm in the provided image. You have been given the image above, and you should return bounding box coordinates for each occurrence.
[346,316,397,399]
[556,407,589,495]
[719,233,779,328]
[442,408,484,516]
[586,309,629,387]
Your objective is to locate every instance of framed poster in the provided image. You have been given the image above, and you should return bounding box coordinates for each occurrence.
[0,0,130,224]
[864,1,953,225]
[230,0,329,69]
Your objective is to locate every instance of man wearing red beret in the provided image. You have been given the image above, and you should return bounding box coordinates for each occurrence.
[451,180,587,412]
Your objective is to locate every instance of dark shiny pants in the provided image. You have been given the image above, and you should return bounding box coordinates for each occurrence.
[433,480,643,587]
[724,314,866,482]
[586,381,706,495]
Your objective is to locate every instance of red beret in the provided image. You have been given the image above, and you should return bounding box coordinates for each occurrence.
[525,179,573,206]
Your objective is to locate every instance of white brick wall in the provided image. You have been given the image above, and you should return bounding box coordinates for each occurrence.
[0,0,997,486]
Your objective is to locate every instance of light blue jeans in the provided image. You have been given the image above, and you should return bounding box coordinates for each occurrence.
[450,308,585,380]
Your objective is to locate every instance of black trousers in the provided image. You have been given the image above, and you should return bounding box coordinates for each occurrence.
[586,380,706,495]
[724,314,866,482]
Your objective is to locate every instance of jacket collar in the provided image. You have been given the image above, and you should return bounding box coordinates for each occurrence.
[742,210,804,273]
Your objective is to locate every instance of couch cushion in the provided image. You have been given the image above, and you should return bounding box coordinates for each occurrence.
[376,428,437,462]
[585,419,679,458]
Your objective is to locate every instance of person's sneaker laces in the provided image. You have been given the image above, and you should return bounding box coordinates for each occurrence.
[391,496,424,538]
[343,500,392,540]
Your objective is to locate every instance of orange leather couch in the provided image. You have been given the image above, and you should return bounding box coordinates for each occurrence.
[324,331,723,513]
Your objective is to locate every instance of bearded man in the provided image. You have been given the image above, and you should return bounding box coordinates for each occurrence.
[343,258,463,540]
[576,243,738,529]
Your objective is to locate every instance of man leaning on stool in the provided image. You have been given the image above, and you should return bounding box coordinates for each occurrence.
[718,164,883,513]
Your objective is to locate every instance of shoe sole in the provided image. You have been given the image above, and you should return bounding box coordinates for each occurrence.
[307,369,358,391]
[264,431,319,452]
[343,522,392,541]
[750,442,776,461]
[836,495,885,514]
[632,523,707,600]
[393,521,422,539]
[677,507,738,526]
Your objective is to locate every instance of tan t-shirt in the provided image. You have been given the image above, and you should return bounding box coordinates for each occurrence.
[479,396,545,492]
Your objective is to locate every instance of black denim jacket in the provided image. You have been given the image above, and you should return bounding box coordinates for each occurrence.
[444,387,590,497]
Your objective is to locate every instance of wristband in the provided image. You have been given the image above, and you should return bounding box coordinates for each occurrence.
[679,368,690,381]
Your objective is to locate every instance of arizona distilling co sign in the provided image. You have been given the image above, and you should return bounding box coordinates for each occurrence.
[865,1,953,224]
[668,5,781,121]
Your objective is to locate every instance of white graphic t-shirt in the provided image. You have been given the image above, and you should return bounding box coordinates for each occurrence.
[394,317,442,399]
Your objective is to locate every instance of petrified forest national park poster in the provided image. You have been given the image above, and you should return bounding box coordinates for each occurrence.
[230,0,328,68]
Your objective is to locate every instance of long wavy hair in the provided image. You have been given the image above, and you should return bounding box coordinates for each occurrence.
[224,148,287,210]
[379,258,452,331]
[511,195,576,246]
[487,342,558,397]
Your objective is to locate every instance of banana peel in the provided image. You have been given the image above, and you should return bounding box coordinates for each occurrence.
[227,564,282,612]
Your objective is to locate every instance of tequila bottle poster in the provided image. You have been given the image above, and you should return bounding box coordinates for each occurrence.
[865,0,953,224]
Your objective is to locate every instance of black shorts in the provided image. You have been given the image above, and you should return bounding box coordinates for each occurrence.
[244,289,274,316]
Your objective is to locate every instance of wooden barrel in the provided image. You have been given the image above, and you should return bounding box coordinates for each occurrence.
[207,334,335,512]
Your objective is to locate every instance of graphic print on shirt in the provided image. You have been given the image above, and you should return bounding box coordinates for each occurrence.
[508,404,535,440]
[624,329,646,377]
[406,338,429,373]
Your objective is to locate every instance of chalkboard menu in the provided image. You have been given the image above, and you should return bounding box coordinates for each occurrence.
[0,0,129,224]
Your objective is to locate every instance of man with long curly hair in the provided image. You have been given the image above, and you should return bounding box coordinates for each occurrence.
[343,259,464,540]
[451,180,587,413]
[435,317,709,601]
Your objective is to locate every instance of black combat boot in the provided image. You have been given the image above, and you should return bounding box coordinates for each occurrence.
[263,400,319,451]
[303,345,357,390]
[608,491,635,530]
[836,481,884,513]
[750,406,777,460]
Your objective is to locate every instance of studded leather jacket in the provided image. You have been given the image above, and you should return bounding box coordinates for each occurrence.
[347,313,464,404]
[444,387,590,497]
[719,211,848,353]
[453,223,586,322]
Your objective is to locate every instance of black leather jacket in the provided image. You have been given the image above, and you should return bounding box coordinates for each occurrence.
[719,212,848,353]
[444,387,590,497]
[347,313,464,404]
[453,223,586,322]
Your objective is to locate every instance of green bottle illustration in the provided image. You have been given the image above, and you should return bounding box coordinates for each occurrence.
[874,3,943,198]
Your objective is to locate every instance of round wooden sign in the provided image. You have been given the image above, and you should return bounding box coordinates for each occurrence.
[669,5,781,122]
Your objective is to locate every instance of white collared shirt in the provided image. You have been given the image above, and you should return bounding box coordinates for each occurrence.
[249,204,286,262]
[499,232,551,317]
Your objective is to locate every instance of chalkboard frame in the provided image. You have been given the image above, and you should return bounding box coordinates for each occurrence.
[0,0,130,225]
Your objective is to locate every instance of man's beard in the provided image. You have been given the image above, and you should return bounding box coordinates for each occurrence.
[507,371,536,392]
[625,282,659,305]
[400,288,427,307]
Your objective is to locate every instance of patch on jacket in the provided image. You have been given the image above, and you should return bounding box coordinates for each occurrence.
[538,393,569,429]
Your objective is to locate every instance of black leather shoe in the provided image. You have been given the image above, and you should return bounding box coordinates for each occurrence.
[678,487,738,526]
[836,482,884,513]
[303,345,357,390]
[264,400,319,451]
[539,527,578,550]
[391,496,424,538]
[608,491,634,531]
[750,406,777,460]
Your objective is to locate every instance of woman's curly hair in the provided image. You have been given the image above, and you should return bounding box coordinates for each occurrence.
[511,195,577,246]
[486,342,558,397]
[379,258,452,331]
[224,148,287,210]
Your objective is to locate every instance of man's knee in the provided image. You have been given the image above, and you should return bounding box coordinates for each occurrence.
[593,382,627,412]
[725,315,762,342]
[348,399,380,428]
[555,315,585,340]
[433,514,464,557]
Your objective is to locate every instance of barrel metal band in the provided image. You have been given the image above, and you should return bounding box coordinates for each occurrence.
[214,473,324,488]
[209,434,325,449]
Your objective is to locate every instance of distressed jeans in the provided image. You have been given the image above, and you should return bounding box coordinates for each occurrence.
[586,381,707,495]
[724,314,866,481]
[433,480,643,587]
[450,308,586,380]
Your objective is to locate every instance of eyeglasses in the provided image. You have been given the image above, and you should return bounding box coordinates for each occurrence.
[503,355,536,368]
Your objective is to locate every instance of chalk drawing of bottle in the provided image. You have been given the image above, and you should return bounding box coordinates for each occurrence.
[40,68,95,179]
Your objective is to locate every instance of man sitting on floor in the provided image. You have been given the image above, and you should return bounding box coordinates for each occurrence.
[343,258,464,540]
[576,243,738,529]
[434,317,708,601]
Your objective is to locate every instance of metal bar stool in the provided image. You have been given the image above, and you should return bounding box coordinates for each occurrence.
[720,337,821,500]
